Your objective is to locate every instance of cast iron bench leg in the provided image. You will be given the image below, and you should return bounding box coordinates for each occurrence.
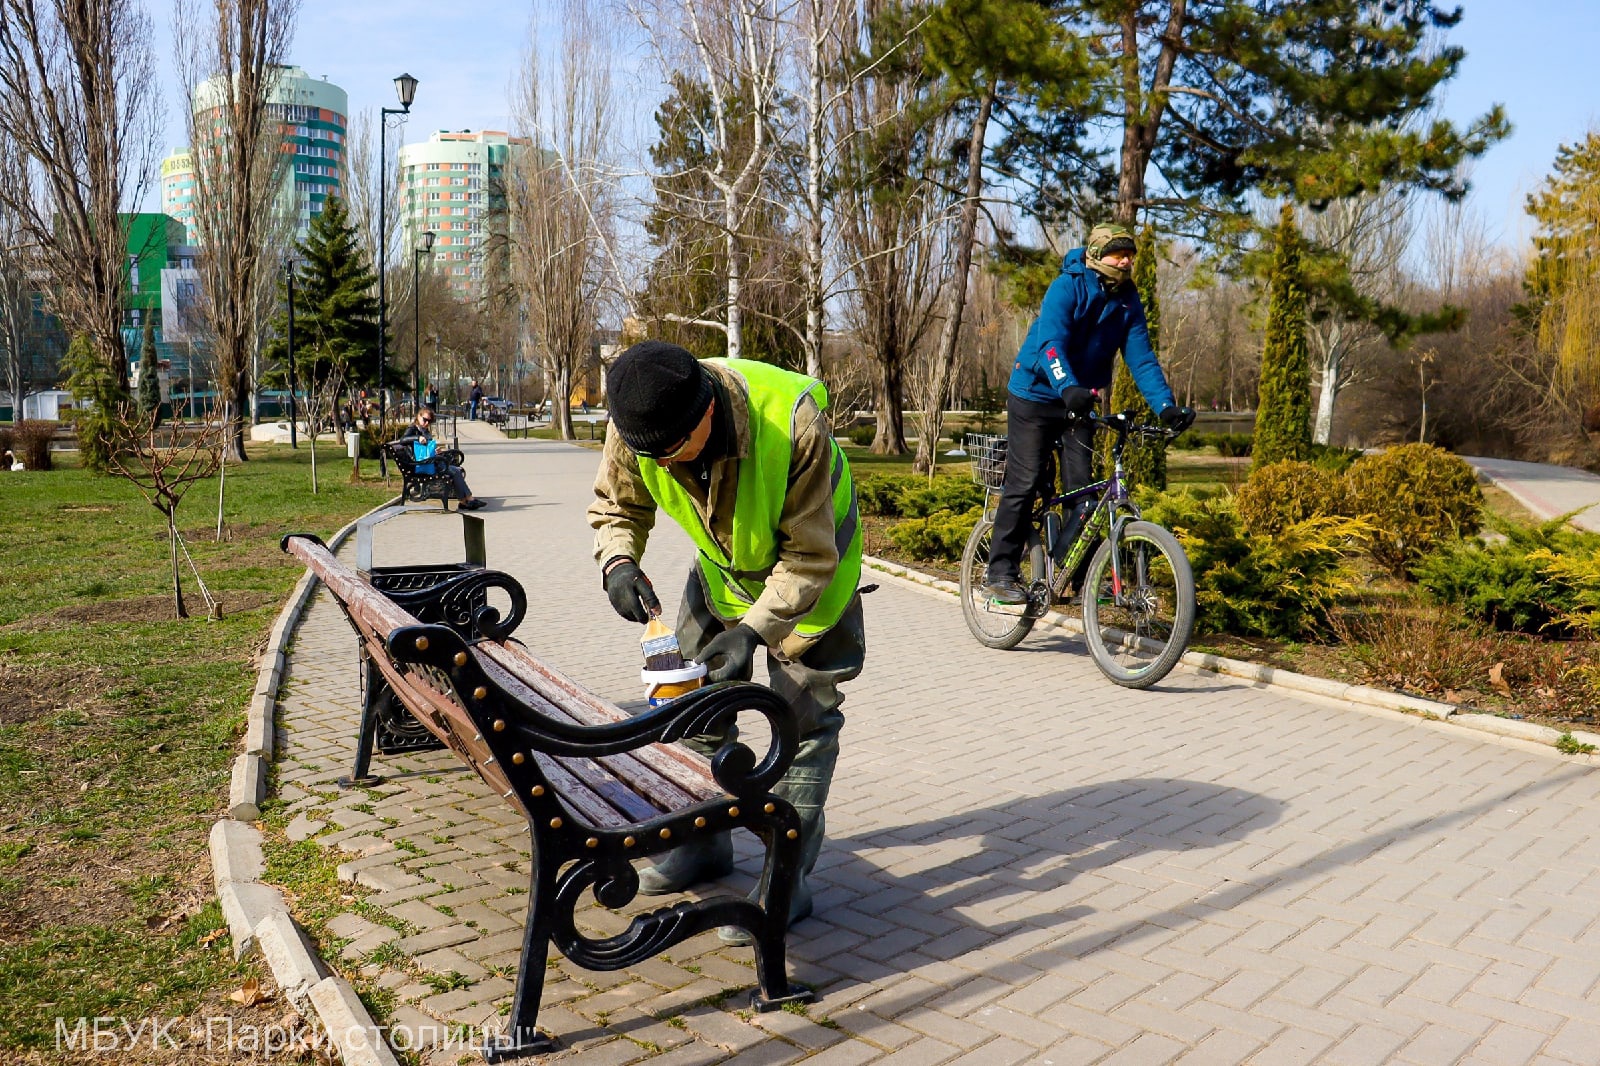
[482,851,559,1060]
[339,651,386,789]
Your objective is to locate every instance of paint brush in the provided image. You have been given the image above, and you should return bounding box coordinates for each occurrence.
[640,610,686,672]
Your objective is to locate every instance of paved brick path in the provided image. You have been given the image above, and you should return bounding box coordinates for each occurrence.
[274,426,1600,1065]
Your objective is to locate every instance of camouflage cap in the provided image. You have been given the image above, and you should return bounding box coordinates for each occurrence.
[1085,222,1136,285]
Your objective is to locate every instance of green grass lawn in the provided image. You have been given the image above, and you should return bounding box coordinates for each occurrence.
[0,443,393,1054]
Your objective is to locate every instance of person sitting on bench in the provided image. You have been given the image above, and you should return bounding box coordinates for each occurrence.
[397,409,486,510]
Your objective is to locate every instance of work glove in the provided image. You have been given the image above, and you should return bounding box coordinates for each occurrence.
[698,623,762,683]
[1059,386,1096,419]
[1159,405,1196,432]
[602,560,660,624]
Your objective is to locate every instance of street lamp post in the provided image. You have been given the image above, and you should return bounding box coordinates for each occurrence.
[377,71,419,476]
[283,255,299,449]
[413,230,435,413]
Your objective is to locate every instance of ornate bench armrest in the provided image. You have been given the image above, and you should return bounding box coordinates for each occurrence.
[387,623,799,798]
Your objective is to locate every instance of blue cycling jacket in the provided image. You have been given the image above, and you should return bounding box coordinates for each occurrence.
[1008,248,1176,413]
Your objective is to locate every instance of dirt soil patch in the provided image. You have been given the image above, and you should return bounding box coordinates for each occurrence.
[14,591,278,628]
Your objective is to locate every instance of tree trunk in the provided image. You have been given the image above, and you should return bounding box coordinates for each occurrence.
[725,203,743,361]
[227,366,251,461]
[168,511,188,619]
[551,365,575,439]
[915,82,994,475]
[872,354,906,454]
[1313,351,1342,446]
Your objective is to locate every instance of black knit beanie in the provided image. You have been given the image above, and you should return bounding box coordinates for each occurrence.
[606,341,714,456]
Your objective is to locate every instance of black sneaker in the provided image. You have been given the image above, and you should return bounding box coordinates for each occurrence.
[982,577,1028,604]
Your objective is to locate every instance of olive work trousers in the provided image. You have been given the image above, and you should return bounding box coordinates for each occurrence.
[676,565,866,894]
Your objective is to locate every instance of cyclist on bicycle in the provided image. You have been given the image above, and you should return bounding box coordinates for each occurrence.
[983,223,1195,604]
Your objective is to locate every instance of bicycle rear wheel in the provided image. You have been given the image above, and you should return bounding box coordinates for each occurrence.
[960,518,1047,650]
[1080,520,1195,687]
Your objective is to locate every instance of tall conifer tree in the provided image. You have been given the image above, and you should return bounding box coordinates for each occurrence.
[137,319,161,422]
[262,196,385,400]
[1253,206,1313,468]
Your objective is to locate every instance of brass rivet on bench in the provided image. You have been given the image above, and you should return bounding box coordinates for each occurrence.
[727,806,739,818]
[531,785,545,797]
[454,652,468,666]
[415,636,430,651]
[512,753,525,765]
[659,828,671,840]
[623,835,636,847]
[476,688,490,701]
[787,829,798,840]
[491,717,505,730]
[764,802,776,813]
[549,817,563,829]
[585,837,598,848]
[694,817,706,828]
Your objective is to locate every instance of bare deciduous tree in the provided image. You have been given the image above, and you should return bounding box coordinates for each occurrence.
[174,0,300,461]
[630,0,790,359]
[108,407,224,618]
[344,107,401,287]
[506,0,616,440]
[0,0,162,394]
[835,5,955,454]
[1299,191,1413,445]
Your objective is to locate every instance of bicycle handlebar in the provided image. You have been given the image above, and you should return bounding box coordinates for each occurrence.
[1081,408,1182,443]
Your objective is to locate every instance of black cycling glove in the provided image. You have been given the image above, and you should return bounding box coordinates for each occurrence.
[1159,405,1196,432]
[1059,386,1096,418]
[602,560,661,624]
[698,623,762,683]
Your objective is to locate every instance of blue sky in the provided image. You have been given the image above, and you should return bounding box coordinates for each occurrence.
[150,1,1598,251]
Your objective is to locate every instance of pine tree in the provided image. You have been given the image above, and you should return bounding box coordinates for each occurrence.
[262,196,384,398]
[137,319,161,423]
[1253,207,1313,468]
[1101,227,1166,490]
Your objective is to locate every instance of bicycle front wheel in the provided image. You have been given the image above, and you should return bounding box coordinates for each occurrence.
[1080,520,1195,687]
[960,518,1046,650]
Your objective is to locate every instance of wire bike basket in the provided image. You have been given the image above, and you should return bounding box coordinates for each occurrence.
[967,434,1008,491]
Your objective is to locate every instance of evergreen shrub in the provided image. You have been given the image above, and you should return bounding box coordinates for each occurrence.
[1234,460,1351,536]
[1416,520,1600,637]
[1139,487,1367,639]
[859,473,916,516]
[1308,443,1362,473]
[1212,433,1254,458]
[887,507,981,562]
[847,424,875,446]
[1347,443,1482,575]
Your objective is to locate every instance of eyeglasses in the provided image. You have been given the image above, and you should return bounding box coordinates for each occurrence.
[418,417,433,426]
[640,431,695,462]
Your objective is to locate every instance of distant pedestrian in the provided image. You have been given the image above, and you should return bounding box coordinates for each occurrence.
[426,384,439,411]
[469,381,484,421]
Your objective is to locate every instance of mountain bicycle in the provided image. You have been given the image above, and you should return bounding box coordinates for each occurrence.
[958,411,1196,688]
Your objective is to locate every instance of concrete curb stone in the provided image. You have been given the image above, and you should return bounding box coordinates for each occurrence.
[228,752,265,821]
[860,553,1597,752]
[308,976,403,1066]
[208,503,400,1053]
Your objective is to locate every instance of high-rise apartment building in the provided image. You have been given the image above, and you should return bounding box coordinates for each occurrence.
[397,130,529,298]
[161,65,348,245]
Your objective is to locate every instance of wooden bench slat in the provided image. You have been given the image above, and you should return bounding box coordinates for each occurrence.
[471,653,685,822]
[532,754,634,829]
[487,642,724,804]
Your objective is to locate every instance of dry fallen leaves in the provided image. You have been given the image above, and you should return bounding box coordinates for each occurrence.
[1489,662,1513,696]
[228,977,269,1008]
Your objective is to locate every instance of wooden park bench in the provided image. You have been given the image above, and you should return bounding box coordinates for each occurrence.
[281,526,815,1061]
[386,439,467,508]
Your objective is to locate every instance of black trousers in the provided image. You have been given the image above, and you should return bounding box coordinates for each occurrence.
[987,394,1095,580]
